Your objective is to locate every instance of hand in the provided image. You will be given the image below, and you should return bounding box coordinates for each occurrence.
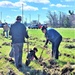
[44,45,48,48]
[38,57,43,62]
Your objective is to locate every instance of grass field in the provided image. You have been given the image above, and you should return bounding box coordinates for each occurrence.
[0,28,75,75]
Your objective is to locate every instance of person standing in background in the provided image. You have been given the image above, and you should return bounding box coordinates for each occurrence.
[3,23,9,38]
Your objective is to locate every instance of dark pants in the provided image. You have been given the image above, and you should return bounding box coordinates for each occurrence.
[52,36,62,59]
[25,59,31,66]
[3,30,8,38]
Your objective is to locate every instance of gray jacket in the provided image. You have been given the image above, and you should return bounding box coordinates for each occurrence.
[9,21,29,44]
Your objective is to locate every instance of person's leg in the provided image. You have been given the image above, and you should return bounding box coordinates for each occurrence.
[52,36,62,59]
[18,43,23,66]
[9,47,14,62]
[3,30,5,36]
[52,43,56,59]
[25,59,31,66]
[56,36,62,59]
[6,30,8,38]
[12,43,21,68]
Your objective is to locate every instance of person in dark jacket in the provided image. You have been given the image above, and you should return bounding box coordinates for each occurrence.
[25,47,38,66]
[41,26,62,59]
[9,16,29,69]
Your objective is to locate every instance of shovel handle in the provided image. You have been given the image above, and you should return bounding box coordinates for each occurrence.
[27,39,29,52]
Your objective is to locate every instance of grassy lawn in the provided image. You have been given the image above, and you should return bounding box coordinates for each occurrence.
[0,28,75,75]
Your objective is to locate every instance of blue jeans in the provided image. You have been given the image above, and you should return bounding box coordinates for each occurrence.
[52,36,62,59]
[3,30,8,38]
[9,43,23,68]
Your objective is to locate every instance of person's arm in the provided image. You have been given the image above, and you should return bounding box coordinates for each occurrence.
[23,25,29,39]
[44,32,49,47]
[33,52,38,60]
[44,38,49,48]
[34,55,38,60]
[45,38,49,45]
[25,30,29,39]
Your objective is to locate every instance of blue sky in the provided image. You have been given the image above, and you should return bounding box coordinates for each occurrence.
[0,0,75,23]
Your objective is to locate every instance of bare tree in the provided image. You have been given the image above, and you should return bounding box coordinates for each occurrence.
[47,11,58,27]
[47,11,74,28]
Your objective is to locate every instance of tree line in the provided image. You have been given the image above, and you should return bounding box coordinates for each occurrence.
[47,10,75,28]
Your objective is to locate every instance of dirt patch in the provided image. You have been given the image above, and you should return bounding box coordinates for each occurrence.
[61,63,74,75]
[65,44,75,49]
[62,38,73,42]
[7,69,16,75]
[4,57,14,64]
[73,39,75,42]
[0,46,2,48]
[2,42,11,46]
[48,59,57,65]
[39,59,75,75]
[42,40,45,42]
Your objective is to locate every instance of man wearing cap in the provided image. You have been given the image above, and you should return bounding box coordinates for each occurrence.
[41,26,62,59]
[9,16,29,69]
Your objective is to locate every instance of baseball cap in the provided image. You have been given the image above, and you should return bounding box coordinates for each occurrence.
[16,16,22,20]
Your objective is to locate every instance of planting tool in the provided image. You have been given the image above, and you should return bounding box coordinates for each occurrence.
[27,38,29,52]
[39,47,45,62]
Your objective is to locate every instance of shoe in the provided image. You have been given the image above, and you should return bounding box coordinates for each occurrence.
[8,58,14,63]
[17,65,23,71]
[17,64,22,69]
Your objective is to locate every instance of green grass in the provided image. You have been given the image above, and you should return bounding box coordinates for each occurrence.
[55,28,75,39]
[0,28,75,74]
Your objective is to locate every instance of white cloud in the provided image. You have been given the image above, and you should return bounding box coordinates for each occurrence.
[11,9,19,11]
[0,1,26,8]
[0,1,38,11]
[50,3,70,8]
[42,7,48,10]
[25,0,50,4]
[0,1,14,7]
[6,15,11,19]
[14,1,26,7]
[21,5,38,11]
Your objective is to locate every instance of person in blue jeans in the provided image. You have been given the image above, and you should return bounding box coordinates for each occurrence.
[41,26,62,59]
[25,47,38,66]
[3,23,9,38]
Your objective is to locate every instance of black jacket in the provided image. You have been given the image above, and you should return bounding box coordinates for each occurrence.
[27,50,38,60]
